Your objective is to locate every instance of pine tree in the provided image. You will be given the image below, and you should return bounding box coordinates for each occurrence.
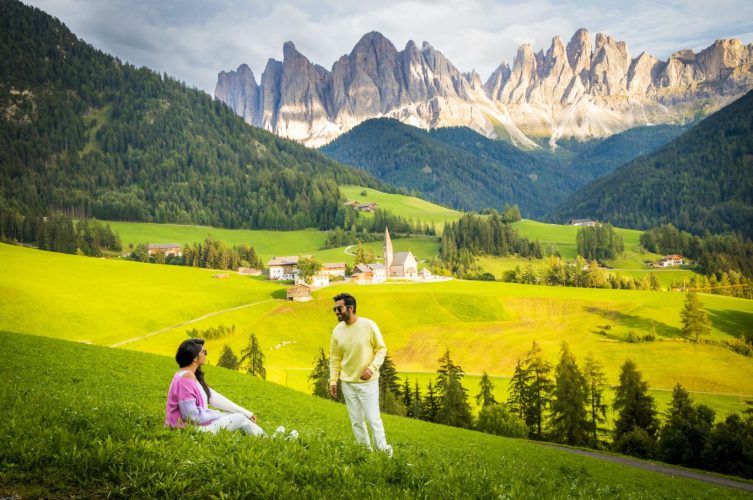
[506,359,531,422]
[240,333,266,379]
[436,371,473,428]
[216,344,239,370]
[583,352,609,446]
[309,347,330,399]
[680,292,712,342]
[402,377,413,417]
[378,354,405,415]
[411,381,423,419]
[549,342,590,446]
[421,380,440,422]
[658,383,715,468]
[525,341,553,440]
[613,359,659,457]
[475,371,498,408]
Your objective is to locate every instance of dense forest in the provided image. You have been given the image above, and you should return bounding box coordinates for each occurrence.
[319,118,684,217]
[0,0,380,230]
[552,89,753,239]
[320,118,554,216]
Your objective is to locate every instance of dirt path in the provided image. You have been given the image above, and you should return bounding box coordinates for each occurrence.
[110,299,277,348]
[537,442,753,493]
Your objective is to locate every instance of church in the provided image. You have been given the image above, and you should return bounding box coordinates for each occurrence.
[383,227,418,278]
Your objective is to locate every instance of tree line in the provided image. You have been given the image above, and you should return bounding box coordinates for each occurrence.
[438,212,541,277]
[0,207,121,256]
[576,224,624,262]
[128,236,264,271]
[307,341,753,479]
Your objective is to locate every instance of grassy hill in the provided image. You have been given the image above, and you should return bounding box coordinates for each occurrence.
[3,243,751,416]
[3,330,748,498]
[339,185,463,233]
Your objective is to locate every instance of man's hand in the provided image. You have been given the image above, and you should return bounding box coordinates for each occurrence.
[329,384,338,398]
[248,414,257,423]
[360,368,373,380]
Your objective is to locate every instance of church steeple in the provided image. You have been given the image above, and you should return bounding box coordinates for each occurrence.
[384,226,393,277]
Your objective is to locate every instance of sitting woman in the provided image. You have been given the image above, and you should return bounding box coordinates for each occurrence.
[165,338,274,436]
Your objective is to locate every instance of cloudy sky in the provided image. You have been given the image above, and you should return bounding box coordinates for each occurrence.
[24,0,753,95]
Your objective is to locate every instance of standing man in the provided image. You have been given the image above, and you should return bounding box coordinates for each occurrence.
[329,292,393,457]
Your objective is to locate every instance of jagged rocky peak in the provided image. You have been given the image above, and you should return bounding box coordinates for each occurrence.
[215,29,753,148]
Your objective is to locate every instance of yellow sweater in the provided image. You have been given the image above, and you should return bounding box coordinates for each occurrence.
[329,317,387,385]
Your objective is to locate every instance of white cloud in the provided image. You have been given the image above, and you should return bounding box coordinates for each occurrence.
[23,0,753,94]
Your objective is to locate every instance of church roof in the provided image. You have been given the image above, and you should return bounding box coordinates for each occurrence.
[392,251,415,266]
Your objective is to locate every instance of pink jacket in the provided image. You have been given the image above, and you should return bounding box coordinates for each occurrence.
[164,372,223,428]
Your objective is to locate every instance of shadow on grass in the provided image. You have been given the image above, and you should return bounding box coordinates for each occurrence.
[583,306,680,338]
[707,309,753,341]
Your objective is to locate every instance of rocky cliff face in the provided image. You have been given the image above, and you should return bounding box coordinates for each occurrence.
[214,30,753,148]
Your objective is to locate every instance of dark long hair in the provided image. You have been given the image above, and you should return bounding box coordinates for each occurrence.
[176,338,211,399]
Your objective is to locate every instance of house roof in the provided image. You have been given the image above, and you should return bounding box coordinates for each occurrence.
[267,255,300,266]
[568,219,594,224]
[392,251,415,266]
[322,262,346,269]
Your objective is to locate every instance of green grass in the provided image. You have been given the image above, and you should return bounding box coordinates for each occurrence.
[3,243,752,417]
[3,330,748,498]
[340,185,463,233]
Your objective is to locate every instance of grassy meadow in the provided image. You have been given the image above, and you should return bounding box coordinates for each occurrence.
[3,330,749,498]
[339,185,463,232]
[3,243,752,421]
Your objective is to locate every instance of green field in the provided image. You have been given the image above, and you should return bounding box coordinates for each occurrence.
[3,330,749,498]
[340,185,463,233]
[3,243,752,420]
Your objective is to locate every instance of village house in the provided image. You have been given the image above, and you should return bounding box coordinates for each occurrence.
[661,254,684,267]
[294,270,330,289]
[321,262,346,277]
[147,243,182,257]
[568,219,597,227]
[266,256,300,280]
[353,263,387,284]
[344,200,379,212]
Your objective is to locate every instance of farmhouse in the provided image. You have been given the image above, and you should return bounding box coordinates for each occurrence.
[353,263,387,284]
[321,262,346,277]
[344,200,379,212]
[266,256,300,280]
[568,219,597,227]
[294,271,330,289]
[661,254,684,267]
[147,243,182,257]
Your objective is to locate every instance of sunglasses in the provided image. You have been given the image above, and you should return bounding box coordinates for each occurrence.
[332,305,350,313]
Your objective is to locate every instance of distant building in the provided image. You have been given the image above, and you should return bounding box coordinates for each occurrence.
[383,227,417,278]
[147,243,182,257]
[321,262,346,277]
[344,200,379,212]
[568,219,597,227]
[286,284,312,302]
[294,271,330,289]
[354,263,386,284]
[266,256,301,280]
[661,254,684,267]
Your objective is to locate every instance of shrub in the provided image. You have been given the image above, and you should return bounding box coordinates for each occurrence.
[613,426,657,459]
[475,404,528,438]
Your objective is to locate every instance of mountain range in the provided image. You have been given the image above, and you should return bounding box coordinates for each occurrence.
[215,30,753,148]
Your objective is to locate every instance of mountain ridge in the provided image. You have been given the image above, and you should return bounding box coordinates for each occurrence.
[216,30,753,148]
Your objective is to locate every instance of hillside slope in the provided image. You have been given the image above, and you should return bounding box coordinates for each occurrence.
[3,330,747,498]
[0,0,379,229]
[552,90,753,238]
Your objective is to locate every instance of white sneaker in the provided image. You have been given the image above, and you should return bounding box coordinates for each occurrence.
[383,445,393,458]
[286,429,299,440]
[273,425,285,437]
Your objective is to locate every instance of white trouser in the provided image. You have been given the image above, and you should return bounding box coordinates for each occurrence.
[197,412,266,437]
[341,379,388,451]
